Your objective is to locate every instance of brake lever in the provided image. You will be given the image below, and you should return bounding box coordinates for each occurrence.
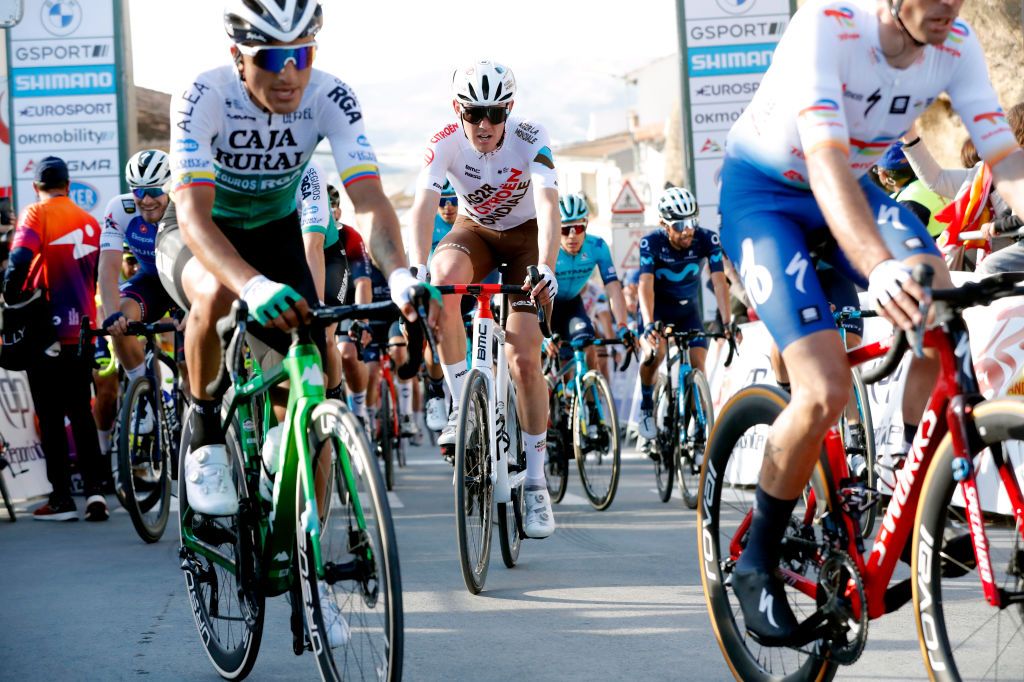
[909,264,935,359]
[417,301,440,367]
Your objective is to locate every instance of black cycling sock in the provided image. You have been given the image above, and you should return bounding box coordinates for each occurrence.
[426,377,445,400]
[902,421,918,454]
[777,381,791,394]
[326,384,344,400]
[640,384,654,410]
[736,486,799,573]
[189,398,225,450]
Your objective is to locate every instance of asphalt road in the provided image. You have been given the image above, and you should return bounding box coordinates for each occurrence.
[0,443,949,681]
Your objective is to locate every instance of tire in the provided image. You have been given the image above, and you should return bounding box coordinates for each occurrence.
[912,397,1024,682]
[454,369,493,594]
[846,368,877,538]
[0,462,14,521]
[652,377,675,503]
[300,400,403,681]
[544,377,569,504]
[378,379,395,492]
[697,385,837,682]
[177,407,265,680]
[119,376,171,543]
[572,371,620,511]
[677,370,714,510]
[498,381,524,569]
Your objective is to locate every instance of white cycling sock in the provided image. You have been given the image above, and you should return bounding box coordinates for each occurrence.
[125,363,145,382]
[98,429,111,455]
[397,381,413,416]
[442,359,468,412]
[523,431,547,485]
[348,391,367,420]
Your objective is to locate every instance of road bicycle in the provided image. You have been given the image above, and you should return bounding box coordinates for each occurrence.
[698,268,1024,681]
[645,324,734,507]
[543,333,634,510]
[370,337,408,490]
[80,317,185,543]
[178,297,429,680]
[434,271,548,594]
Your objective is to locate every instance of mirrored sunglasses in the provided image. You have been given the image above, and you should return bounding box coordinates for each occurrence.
[236,42,317,72]
[561,223,587,236]
[439,196,458,208]
[668,218,698,232]
[131,187,165,200]
[460,106,509,125]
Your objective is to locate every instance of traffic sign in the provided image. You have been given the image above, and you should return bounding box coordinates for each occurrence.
[611,180,644,215]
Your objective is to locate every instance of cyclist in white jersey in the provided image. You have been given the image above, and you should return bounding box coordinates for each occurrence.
[406,60,561,538]
[157,0,426,521]
[719,0,1024,644]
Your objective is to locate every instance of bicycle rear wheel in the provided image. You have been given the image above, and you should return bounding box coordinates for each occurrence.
[652,377,675,503]
[913,396,1024,681]
[300,400,403,681]
[845,368,877,538]
[544,378,569,503]
[698,385,837,681]
[378,380,395,491]
[119,376,171,543]
[498,382,524,568]
[572,371,620,511]
[178,408,265,680]
[454,369,494,594]
[678,370,714,510]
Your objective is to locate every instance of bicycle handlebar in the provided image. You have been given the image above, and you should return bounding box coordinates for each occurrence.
[77,316,178,359]
[643,322,737,368]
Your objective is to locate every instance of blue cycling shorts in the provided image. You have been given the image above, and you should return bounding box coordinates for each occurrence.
[719,157,939,351]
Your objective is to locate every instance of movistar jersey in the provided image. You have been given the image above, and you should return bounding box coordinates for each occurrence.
[169,66,380,229]
[726,0,1018,189]
[416,116,558,231]
[100,193,158,275]
[639,227,724,310]
[296,161,339,248]
[554,234,617,302]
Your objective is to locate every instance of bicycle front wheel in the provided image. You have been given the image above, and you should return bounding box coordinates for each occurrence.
[544,377,569,503]
[913,396,1024,682]
[498,381,524,568]
[652,377,675,503]
[847,368,877,538]
[119,375,171,543]
[572,371,620,511]
[454,369,494,594]
[300,399,403,681]
[678,370,714,510]
[698,385,837,682]
[379,380,395,491]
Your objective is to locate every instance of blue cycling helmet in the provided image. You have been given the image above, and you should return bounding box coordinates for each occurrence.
[440,181,457,198]
[559,193,589,223]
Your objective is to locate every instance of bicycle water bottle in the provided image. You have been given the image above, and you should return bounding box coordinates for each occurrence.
[260,424,284,502]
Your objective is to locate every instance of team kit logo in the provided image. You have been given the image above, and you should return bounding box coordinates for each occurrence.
[714,0,756,16]
[41,0,82,37]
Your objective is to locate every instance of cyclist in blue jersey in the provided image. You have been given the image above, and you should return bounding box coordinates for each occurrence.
[422,182,459,431]
[430,181,459,256]
[99,150,178,422]
[636,187,732,441]
[551,193,633,372]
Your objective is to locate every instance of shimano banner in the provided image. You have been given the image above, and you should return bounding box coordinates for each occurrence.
[6,0,127,222]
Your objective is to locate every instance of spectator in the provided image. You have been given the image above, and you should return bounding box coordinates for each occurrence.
[874,142,948,238]
[1,156,107,521]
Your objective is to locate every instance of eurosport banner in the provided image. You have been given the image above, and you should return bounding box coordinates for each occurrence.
[679,0,797,221]
[6,0,128,222]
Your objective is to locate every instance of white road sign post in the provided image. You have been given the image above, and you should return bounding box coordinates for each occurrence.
[6,0,129,221]
[679,0,795,221]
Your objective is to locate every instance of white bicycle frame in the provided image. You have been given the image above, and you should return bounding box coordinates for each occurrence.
[464,292,525,504]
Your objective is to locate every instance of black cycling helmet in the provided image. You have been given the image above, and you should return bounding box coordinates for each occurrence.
[225,0,323,45]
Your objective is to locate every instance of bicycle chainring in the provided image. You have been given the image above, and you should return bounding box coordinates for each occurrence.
[816,550,868,665]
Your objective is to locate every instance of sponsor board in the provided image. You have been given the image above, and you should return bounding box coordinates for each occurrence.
[10,0,113,41]
[12,95,117,125]
[694,132,727,159]
[0,368,50,502]
[687,17,789,45]
[15,174,120,224]
[695,157,724,207]
[690,101,748,133]
[11,64,116,97]
[10,38,116,68]
[684,0,790,21]
[13,120,117,151]
[689,42,778,77]
[689,72,764,103]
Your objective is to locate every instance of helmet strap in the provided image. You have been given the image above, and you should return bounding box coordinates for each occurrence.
[888,0,925,48]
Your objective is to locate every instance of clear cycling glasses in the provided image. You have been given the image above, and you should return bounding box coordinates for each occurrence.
[460,106,510,125]
[236,42,317,73]
[131,187,165,200]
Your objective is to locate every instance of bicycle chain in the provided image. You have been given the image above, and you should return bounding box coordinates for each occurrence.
[816,550,869,665]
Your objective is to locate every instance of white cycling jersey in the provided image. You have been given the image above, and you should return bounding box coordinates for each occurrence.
[726,0,1018,189]
[417,116,558,231]
[169,66,379,229]
[296,160,331,235]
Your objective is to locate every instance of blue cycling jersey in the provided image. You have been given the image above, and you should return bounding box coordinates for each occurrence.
[431,214,455,254]
[369,264,390,303]
[100,193,159,275]
[639,227,724,313]
[554,234,617,302]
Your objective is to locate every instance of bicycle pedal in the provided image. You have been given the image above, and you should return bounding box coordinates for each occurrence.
[440,445,454,465]
[747,610,826,649]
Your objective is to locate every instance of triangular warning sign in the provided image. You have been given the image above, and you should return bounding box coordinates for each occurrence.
[611,180,644,214]
[619,239,642,270]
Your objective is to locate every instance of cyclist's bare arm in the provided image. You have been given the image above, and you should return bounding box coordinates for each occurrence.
[355,277,372,305]
[302,231,327,302]
[97,249,124,322]
[710,271,732,327]
[536,186,561,270]
[806,145,923,328]
[604,280,630,328]
[407,187,440,268]
[347,179,408,276]
[638,273,655,330]
[991,149,1024,217]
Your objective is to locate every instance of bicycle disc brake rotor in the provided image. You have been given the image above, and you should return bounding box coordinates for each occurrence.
[816,550,868,665]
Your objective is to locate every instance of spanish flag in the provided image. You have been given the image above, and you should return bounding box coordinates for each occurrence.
[934,163,992,255]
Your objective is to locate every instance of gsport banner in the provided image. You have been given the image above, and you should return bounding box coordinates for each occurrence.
[6,0,128,222]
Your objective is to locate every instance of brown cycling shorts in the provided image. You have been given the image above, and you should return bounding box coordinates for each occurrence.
[434,216,538,315]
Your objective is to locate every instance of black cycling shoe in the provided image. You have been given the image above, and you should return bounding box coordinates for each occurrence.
[732,568,800,646]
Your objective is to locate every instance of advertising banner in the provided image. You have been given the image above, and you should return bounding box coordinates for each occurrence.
[0,43,9,199]
[681,0,795,219]
[0,367,50,501]
[7,0,126,222]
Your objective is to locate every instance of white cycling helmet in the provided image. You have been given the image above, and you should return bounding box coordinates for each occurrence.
[125,150,171,188]
[657,187,699,221]
[451,60,516,107]
[224,0,323,44]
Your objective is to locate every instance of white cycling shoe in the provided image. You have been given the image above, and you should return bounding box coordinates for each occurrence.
[637,407,657,441]
[319,583,351,648]
[425,396,448,432]
[524,487,555,538]
[437,408,459,447]
[184,444,239,516]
